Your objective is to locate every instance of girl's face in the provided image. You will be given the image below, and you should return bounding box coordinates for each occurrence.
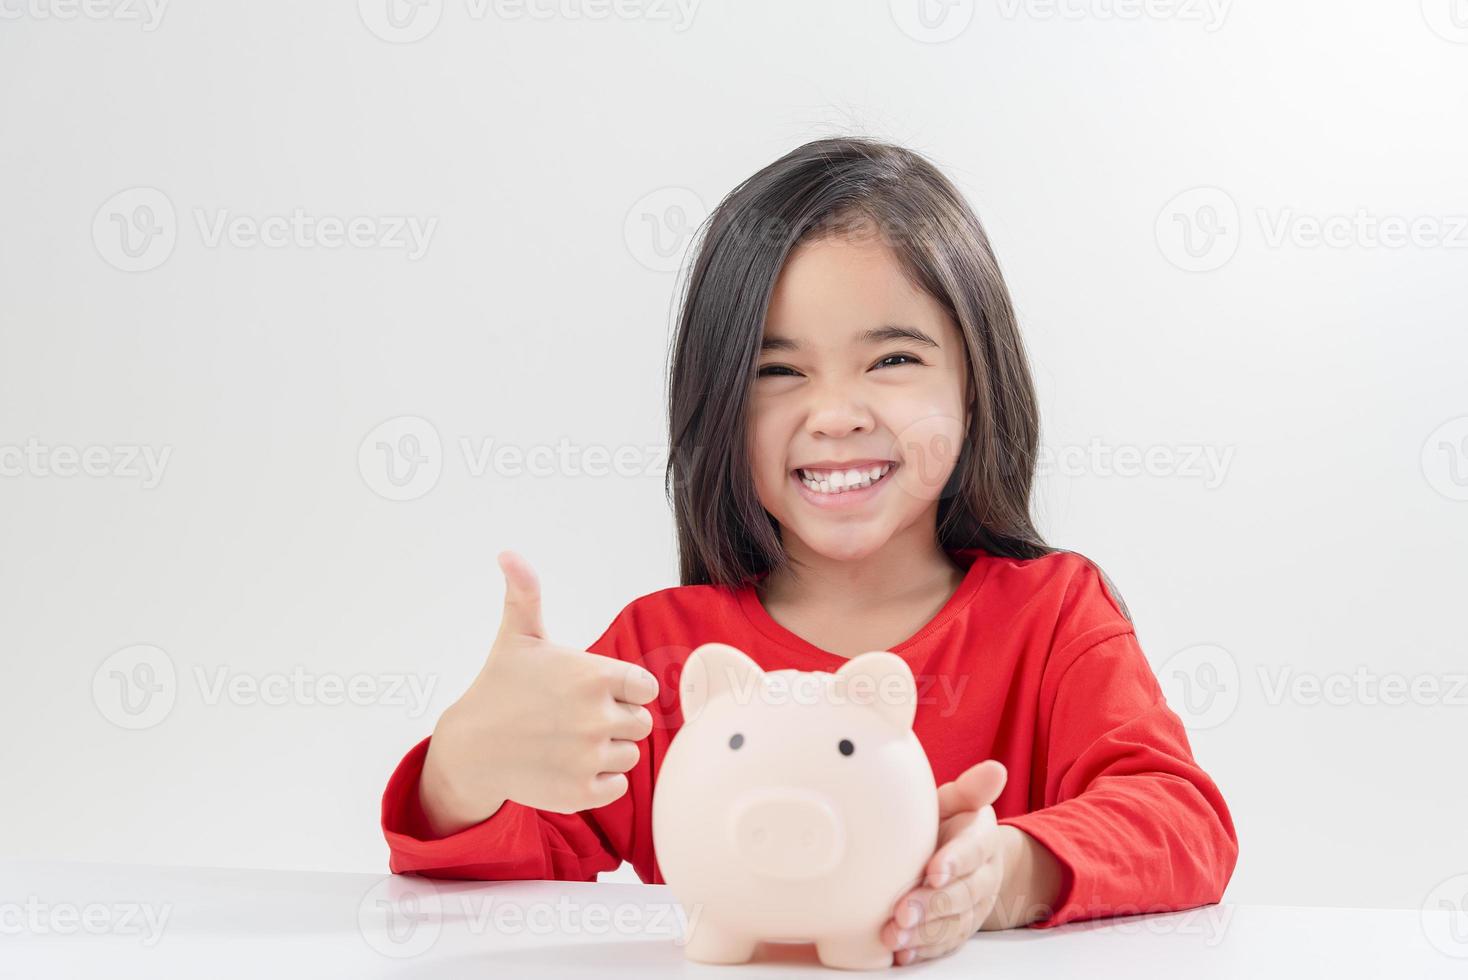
[749,227,969,563]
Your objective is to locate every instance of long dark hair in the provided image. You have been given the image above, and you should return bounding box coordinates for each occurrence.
[663,136,1124,616]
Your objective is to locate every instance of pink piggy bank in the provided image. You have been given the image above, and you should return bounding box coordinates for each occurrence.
[651,642,939,970]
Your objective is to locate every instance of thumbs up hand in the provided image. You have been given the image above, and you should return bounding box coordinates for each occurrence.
[419,551,660,836]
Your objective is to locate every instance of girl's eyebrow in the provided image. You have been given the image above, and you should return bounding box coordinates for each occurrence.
[759,324,940,353]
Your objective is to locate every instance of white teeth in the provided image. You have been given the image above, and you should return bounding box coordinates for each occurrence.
[798,463,893,495]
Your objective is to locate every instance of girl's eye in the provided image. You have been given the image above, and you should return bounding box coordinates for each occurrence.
[758,355,921,377]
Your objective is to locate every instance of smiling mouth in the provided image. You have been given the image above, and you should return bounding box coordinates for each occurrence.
[793,462,897,496]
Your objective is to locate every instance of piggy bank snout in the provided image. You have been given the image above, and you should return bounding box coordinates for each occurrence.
[729,790,846,880]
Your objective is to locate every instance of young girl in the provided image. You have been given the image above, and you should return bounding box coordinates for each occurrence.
[381,137,1238,966]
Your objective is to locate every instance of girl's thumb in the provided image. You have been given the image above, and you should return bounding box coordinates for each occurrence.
[497,550,547,640]
[938,759,1008,820]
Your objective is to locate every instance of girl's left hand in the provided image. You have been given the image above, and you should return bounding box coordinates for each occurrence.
[882,760,1009,966]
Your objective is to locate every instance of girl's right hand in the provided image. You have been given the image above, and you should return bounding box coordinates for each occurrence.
[418,551,660,836]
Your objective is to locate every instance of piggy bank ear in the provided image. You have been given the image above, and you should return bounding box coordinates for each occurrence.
[834,651,918,731]
[680,643,764,724]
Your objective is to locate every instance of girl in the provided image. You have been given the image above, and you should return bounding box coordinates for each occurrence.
[381,137,1238,966]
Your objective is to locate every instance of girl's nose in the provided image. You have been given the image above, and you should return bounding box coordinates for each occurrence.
[805,387,875,439]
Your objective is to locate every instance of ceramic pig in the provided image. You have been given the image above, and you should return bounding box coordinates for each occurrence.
[651,642,939,970]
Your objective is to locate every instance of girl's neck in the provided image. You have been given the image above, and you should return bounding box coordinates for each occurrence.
[758,525,965,613]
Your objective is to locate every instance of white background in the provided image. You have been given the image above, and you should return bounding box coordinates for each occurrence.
[2,0,1465,917]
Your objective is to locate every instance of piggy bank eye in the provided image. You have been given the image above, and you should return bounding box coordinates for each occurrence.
[729,733,744,750]
[838,739,854,756]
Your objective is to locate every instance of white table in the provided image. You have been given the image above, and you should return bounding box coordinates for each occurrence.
[3,861,1463,978]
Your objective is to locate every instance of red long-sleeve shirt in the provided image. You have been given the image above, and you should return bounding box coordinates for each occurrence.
[380,547,1239,929]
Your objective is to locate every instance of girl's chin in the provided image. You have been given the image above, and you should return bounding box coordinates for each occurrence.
[779,522,893,563]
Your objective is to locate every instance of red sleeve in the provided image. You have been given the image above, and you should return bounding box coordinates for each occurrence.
[379,609,648,883]
[996,568,1240,929]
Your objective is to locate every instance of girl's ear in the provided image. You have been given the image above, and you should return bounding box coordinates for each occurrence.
[835,651,918,731]
[680,643,764,724]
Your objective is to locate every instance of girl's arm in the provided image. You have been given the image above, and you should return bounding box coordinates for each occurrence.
[995,625,1240,928]
[381,735,631,881]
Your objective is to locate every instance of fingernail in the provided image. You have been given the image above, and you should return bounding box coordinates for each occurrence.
[896,928,910,945]
[928,870,950,888]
